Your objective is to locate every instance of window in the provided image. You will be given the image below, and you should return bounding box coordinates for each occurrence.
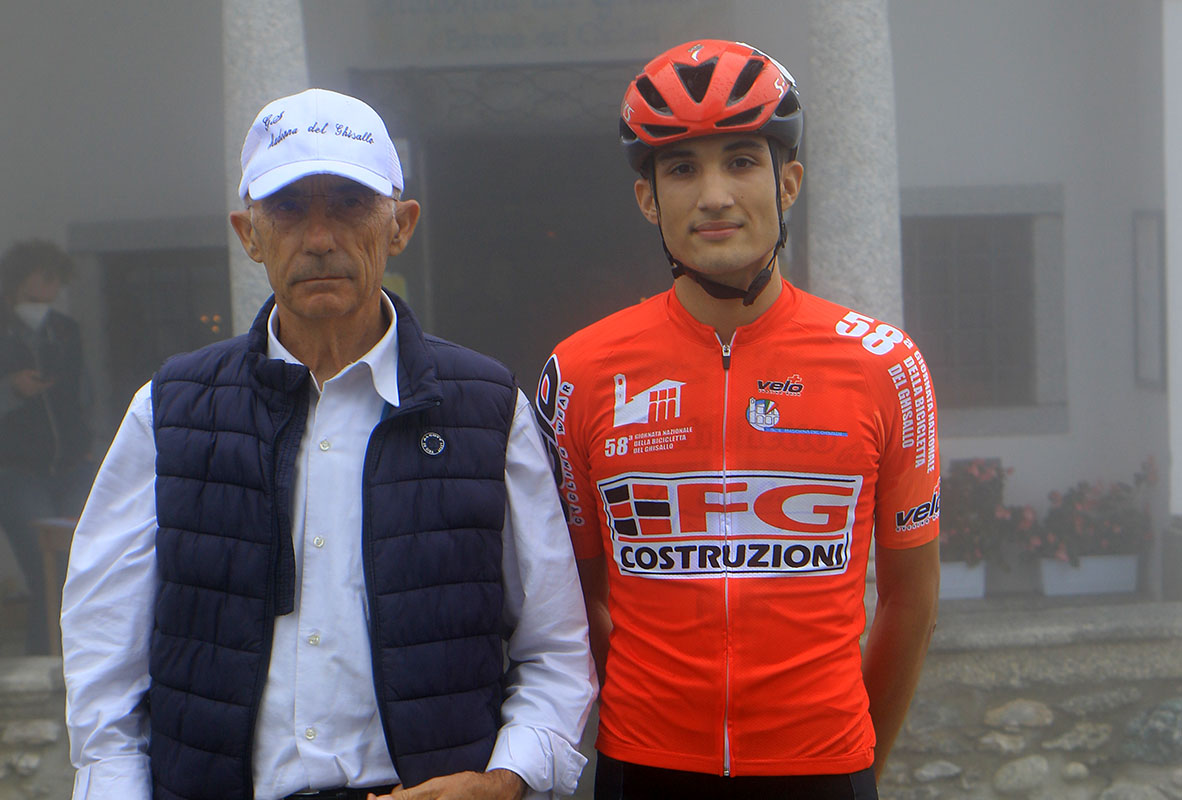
[900,186,1066,435]
[903,215,1035,407]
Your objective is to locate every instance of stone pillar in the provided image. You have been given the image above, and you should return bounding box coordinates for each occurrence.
[1163,1,1182,597]
[1165,1,1182,517]
[223,0,310,334]
[805,0,903,326]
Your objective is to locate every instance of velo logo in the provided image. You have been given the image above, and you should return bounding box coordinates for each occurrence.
[895,487,940,533]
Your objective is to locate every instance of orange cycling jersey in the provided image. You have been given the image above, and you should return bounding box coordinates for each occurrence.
[535,279,940,777]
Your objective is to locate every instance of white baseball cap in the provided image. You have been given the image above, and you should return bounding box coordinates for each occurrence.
[238,88,404,201]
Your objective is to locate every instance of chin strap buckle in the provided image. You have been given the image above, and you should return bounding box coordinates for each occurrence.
[669,255,775,307]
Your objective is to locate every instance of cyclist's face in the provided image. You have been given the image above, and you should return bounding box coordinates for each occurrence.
[635,133,801,288]
[230,174,419,326]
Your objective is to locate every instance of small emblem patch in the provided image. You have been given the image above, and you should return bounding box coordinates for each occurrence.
[420,431,446,456]
[746,398,849,438]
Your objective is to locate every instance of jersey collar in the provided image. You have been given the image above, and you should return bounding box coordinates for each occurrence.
[664,277,802,346]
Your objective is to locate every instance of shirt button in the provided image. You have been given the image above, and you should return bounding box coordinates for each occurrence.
[307,633,321,646]
[304,727,316,740]
[319,439,331,451]
[312,536,326,548]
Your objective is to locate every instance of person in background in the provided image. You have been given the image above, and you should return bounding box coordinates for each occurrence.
[534,40,941,800]
[0,240,92,655]
[62,88,595,800]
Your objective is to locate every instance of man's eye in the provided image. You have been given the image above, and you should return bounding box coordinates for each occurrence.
[667,163,693,176]
[334,193,374,216]
[732,156,757,168]
[270,198,304,215]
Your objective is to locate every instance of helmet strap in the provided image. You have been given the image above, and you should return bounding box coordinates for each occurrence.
[770,140,788,251]
[650,139,786,307]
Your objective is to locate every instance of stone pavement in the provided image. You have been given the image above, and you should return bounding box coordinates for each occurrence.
[884,597,1182,799]
[0,657,70,800]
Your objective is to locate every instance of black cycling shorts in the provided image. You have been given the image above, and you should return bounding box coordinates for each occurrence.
[593,753,879,800]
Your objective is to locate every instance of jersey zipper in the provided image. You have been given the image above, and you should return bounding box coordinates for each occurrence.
[718,333,734,776]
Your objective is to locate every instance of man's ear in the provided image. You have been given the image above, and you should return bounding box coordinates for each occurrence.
[634,177,660,226]
[387,199,421,257]
[780,161,804,210]
[229,209,265,263]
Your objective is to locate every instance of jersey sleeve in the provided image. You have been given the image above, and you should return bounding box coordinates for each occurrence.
[872,343,941,550]
[533,349,603,560]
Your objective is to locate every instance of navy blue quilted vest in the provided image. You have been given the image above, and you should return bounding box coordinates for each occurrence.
[149,293,516,800]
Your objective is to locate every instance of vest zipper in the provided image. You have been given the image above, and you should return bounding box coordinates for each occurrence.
[361,398,441,766]
[361,416,393,758]
[718,332,734,776]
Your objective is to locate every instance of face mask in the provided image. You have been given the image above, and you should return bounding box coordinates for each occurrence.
[13,302,51,330]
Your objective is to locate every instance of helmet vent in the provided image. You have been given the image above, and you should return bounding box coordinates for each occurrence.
[635,76,670,113]
[774,91,801,117]
[728,59,765,104]
[674,60,717,103]
[642,123,689,139]
[716,106,763,128]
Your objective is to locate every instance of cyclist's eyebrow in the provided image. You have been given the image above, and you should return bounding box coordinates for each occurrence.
[654,148,695,164]
[721,138,765,153]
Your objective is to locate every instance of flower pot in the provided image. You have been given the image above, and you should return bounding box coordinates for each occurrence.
[1039,554,1138,596]
[940,561,986,599]
[985,542,1041,596]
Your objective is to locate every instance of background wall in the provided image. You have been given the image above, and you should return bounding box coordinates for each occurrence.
[0,0,1169,569]
[891,0,1167,515]
[0,3,225,247]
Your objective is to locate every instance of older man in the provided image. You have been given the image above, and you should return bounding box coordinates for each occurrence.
[62,88,595,800]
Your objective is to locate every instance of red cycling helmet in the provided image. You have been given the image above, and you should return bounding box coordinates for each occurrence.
[620,39,803,174]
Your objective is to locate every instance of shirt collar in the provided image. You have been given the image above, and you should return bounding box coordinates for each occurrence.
[265,291,401,407]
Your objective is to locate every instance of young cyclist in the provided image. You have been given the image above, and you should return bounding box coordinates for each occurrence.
[534,39,941,800]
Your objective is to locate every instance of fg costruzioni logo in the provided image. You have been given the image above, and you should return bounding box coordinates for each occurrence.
[597,470,863,579]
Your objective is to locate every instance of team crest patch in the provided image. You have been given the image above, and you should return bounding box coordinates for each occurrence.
[613,373,684,427]
[746,398,849,438]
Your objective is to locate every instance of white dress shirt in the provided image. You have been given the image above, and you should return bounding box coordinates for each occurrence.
[62,295,596,799]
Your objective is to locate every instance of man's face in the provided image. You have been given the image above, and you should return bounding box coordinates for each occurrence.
[229,174,419,325]
[635,133,801,288]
